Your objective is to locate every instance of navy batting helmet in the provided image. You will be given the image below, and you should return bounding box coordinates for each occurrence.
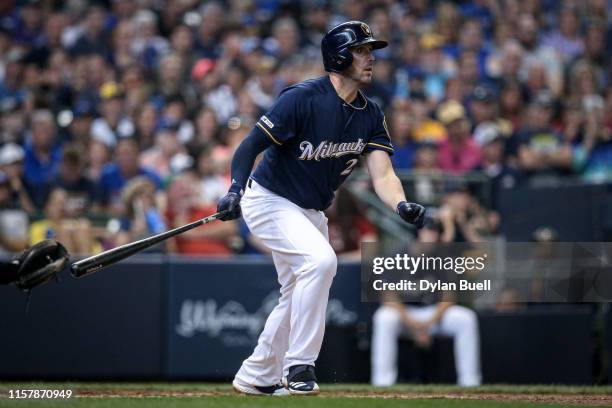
[321,21,388,73]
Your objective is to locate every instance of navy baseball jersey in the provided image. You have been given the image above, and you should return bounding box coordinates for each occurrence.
[251,76,394,210]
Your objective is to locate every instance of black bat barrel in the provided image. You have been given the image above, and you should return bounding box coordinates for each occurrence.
[70,211,226,278]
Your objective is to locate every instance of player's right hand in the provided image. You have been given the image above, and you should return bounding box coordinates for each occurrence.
[217,191,242,221]
[397,201,426,229]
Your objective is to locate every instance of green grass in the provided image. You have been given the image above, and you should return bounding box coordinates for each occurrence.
[2,383,611,394]
[1,383,610,408]
[0,397,603,408]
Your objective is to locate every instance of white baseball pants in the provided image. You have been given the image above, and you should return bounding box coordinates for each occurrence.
[234,179,337,386]
[371,304,482,387]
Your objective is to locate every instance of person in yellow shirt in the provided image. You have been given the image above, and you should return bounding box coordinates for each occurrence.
[409,91,447,144]
[29,188,98,256]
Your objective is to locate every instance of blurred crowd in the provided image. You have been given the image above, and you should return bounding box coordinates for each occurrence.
[0,0,610,256]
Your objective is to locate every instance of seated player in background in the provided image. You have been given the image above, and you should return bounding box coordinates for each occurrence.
[371,217,482,387]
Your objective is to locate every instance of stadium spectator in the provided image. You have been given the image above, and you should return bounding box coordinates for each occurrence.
[97,137,161,215]
[169,25,196,78]
[165,170,235,256]
[495,40,524,84]
[499,80,527,132]
[66,99,97,149]
[23,109,62,209]
[29,188,94,255]
[195,2,224,59]
[410,91,447,144]
[418,33,455,103]
[568,61,604,108]
[112,176,166,251]
[473,122,521,214]
[448,19,489,78]
[85,139,111,183]
[0,142,35,215]
[264,17,301,61]
[436,100,481,175]
[111,19,137,72]
[569,21,608,90]
[572,91,612,183]
[191,105,220,149]
[194,145,227,205]
[0,170,29,254]
[133,103,158,150]
[516,92,573,183]
[435,2,462,47]
[438,182,493,243]
[389,106,417,171]
[121,65,153,118]
[140,119,191,182]
[516,13,563,96]
[69,5,110,58]
[413,143,440,174]
[485,20,513,77]
[246,56,279,112]
[456,51,481,97]
[393,33,421,98]
[468,84,510,136]
[131,9,169,71]
[153,53,193,111]
[91,81,135,148]
[0,96,26,145]
[0,51,27,110]
[160,94,195,144]
[542,6,583,64]
[52,144,96,218]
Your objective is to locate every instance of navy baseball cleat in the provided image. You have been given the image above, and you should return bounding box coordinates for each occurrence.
[232,379,289,396]
[283,365,320,395]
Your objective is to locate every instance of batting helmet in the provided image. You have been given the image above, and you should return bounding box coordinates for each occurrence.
[321,21,388,73]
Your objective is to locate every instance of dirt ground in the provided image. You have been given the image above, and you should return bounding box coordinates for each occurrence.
[74,389,612,405]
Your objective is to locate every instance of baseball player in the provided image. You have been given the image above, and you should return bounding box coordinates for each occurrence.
[218,21,426,396]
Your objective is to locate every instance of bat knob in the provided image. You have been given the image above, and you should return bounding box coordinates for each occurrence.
[70,261,98,278]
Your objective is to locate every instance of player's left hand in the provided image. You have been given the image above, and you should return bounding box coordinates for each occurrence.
[217,191,242,221]
[397,201,426,229]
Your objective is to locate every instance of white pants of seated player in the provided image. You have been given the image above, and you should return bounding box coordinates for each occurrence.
[371,304,482,387]
[235,180,337,386]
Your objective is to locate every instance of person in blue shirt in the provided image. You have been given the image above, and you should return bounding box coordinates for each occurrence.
[23,109,63,209]
[97,138,161,215]
[217,21,426,396]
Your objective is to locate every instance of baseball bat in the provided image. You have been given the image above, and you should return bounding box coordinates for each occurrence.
[70,210,228,278]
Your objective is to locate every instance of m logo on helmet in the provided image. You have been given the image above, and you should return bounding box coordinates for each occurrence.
[361,23,371,36]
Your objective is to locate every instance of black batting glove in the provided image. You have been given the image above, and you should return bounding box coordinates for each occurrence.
[397,201,426,229]
[217,184,243,221]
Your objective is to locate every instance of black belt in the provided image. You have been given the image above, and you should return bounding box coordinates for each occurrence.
[247,178,253,188]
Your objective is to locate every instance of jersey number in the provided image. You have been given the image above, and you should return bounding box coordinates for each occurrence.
[340,159,358,176]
